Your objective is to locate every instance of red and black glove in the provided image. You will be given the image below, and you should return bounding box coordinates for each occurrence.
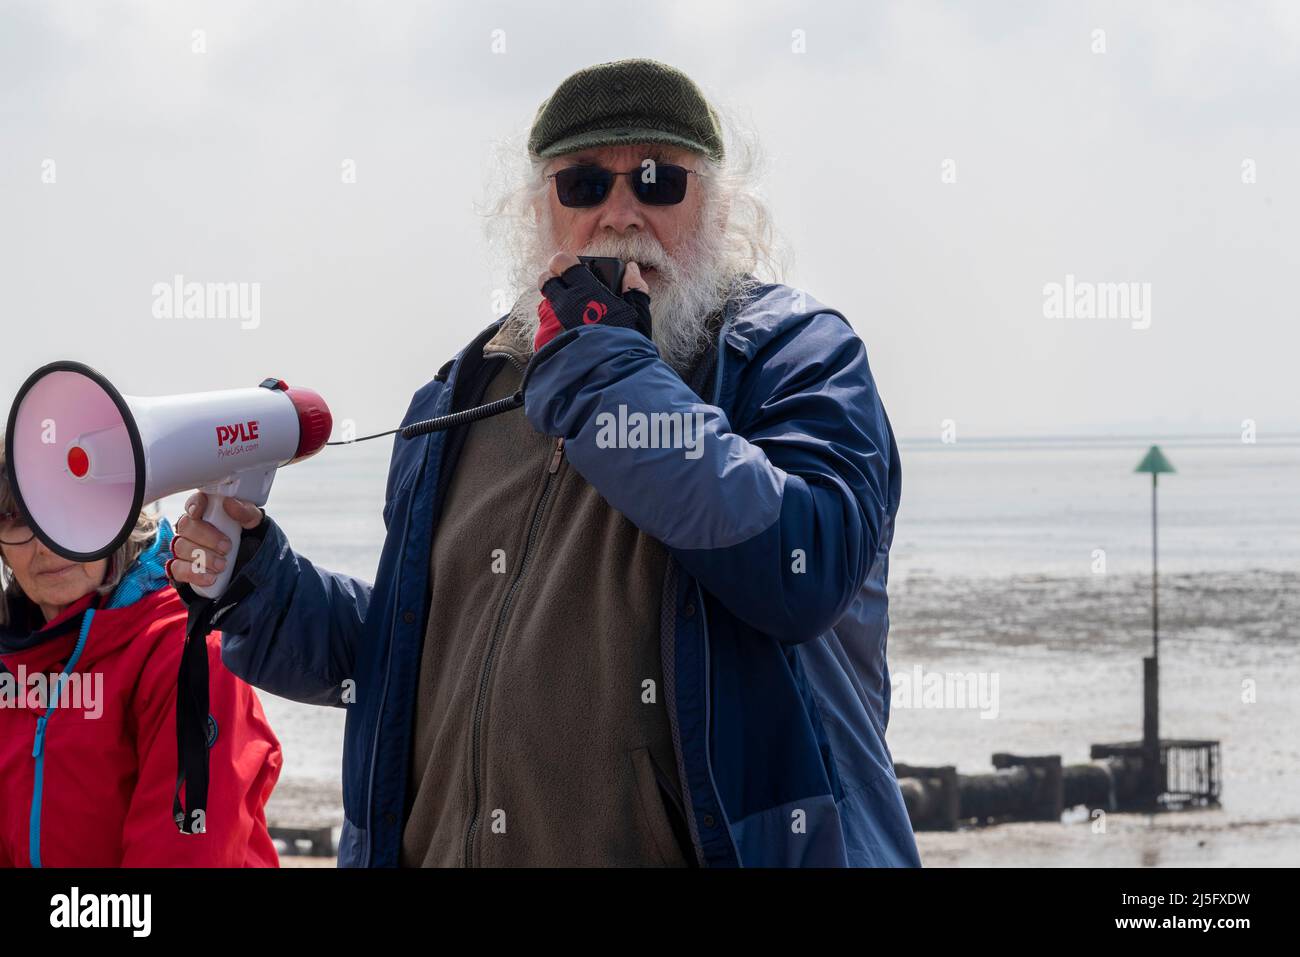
[534,262,653,353]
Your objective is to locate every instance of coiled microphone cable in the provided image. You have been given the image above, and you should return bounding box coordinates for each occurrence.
[325,355,527,445]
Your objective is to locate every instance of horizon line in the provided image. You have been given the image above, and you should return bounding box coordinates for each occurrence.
[895,430,1300,447]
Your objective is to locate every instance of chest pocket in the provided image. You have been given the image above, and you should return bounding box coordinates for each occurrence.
[382,486,408,533]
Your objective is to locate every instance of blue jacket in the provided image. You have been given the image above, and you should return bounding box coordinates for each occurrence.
[216,281,921,867]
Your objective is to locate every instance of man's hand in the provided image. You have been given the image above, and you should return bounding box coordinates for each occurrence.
[167,492,265,590]
[533,252,652,352]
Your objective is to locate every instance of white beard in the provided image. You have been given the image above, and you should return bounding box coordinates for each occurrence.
[503,214,739,375]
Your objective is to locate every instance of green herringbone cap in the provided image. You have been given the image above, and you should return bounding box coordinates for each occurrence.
[528,58,725,162]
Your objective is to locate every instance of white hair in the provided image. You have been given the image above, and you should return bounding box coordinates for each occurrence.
[478,99,788,373]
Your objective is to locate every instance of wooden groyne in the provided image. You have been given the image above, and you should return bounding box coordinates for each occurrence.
[896,739,1220,830]
[265,779,342,857]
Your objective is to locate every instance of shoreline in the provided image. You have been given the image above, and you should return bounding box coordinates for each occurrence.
[262,568,1300,866]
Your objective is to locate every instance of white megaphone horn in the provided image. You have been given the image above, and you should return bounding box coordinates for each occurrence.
[5,360,332,599]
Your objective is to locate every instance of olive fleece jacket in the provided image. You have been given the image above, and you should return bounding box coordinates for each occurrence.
[399,321,691,867]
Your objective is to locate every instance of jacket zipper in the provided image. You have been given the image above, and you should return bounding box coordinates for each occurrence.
[29,607,95,867]
[692,318,745,865]
[462,434,564,866]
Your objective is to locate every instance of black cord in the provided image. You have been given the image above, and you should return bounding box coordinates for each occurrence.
[323,391,525,445]
[325,429,401,445]
[401,392,523,438]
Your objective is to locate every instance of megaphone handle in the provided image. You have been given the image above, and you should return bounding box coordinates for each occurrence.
[193,495,244,599]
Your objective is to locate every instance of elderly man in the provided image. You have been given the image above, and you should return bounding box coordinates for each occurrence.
[169,58,920,867]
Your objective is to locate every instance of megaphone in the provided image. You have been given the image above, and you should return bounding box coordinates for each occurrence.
[5,360,332,599]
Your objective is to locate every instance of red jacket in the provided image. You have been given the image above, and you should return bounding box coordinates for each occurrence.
[0,578,281,867]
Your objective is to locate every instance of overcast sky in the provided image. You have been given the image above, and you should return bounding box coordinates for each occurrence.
[3,0,1297,441]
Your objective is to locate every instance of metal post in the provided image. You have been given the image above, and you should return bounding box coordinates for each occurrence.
[1144,472,1161,804]
[1143,656,1160,802]
[1133,446,1174,807]
[1152,472,1158,660]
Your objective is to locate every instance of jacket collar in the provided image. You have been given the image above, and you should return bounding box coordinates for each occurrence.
[718,278,845,360]
[483,316,533,364]
[102,517,174,611]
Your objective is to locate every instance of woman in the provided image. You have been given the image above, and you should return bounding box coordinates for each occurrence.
[0,440,281,867]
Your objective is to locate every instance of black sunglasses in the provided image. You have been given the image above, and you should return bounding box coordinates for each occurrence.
[548,163,699,208]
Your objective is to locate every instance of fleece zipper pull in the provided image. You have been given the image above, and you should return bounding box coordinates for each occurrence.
[548,436,565,474]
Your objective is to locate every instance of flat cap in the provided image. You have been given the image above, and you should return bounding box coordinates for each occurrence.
[528,58,724,162]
